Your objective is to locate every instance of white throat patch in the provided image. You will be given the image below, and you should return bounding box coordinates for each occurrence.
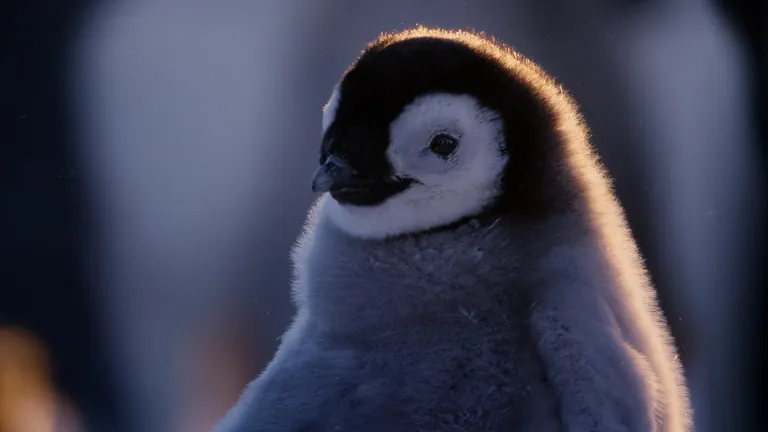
[318,93,507,239]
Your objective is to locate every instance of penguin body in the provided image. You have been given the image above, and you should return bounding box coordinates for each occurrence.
[218,28,691,432]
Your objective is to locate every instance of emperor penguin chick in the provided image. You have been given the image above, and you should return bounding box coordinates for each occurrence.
[217,27,692,432]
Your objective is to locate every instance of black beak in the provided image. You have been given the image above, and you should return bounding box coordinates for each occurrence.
[311,156,359,194]
[311,155,415,206]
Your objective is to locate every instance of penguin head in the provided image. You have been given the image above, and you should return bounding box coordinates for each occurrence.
[313,28,574,239]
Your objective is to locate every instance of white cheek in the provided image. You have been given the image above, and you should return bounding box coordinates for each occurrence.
[321,84,341,136]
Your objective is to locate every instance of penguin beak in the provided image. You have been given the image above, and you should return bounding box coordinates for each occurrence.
[311,155,415,206]
[310,156,361,194]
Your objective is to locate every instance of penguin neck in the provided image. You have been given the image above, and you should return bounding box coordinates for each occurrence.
[293,199,535,338]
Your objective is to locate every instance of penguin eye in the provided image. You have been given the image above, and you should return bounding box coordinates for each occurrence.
[428,133,459,158]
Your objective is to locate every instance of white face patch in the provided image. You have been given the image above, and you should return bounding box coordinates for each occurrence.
[320,93,508,239]
[321,84,341,136]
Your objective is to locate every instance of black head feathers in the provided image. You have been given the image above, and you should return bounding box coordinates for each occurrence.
[321,27,587,220]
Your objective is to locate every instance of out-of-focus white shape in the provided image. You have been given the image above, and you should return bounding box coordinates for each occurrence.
[72,1,325,430]
[614,1,761,430]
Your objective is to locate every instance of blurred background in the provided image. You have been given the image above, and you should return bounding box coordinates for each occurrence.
[2,0,765,431]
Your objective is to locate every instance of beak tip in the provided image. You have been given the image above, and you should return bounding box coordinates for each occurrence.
[310,183,324,194]
[311,166,332,194]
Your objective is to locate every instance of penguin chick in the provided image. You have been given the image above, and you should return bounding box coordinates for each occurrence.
[217,27,692,432]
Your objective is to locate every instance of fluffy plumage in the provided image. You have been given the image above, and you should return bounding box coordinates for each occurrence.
[217,27,691,432]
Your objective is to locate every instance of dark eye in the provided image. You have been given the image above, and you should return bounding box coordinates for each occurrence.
[428,133,459,158]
